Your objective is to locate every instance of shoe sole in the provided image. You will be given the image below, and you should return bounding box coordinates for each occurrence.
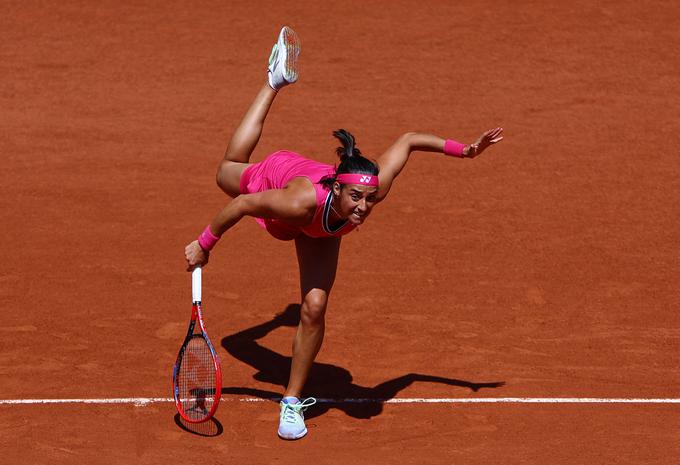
[277,426,308,440]
[280,26,300,83]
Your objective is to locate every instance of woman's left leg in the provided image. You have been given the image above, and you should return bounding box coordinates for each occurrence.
[277,234,340,440]
[286,235,341,397]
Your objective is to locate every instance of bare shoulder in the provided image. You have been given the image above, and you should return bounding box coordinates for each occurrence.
[238,178,317,224]
[284,177,318,214]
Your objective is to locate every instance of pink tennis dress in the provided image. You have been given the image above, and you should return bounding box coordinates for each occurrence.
[239,150,358,241]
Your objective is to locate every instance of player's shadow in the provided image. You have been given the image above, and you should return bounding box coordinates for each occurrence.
[220,304,505,420]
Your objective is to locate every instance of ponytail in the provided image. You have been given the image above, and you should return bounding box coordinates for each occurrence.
[333,129,362,159]
[320,129,379,188]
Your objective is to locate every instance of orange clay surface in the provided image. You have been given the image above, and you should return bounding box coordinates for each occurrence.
[1,1,679,463]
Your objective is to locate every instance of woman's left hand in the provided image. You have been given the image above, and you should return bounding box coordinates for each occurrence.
[464,127,504,158]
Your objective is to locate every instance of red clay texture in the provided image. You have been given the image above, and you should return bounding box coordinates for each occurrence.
[1,1,679,464]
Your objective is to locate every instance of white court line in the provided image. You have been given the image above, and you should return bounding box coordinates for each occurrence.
[2,397,680,406]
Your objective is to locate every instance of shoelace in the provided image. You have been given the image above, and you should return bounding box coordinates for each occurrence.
[281,397,317,424]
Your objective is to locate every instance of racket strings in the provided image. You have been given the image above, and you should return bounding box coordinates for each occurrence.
[178,335,217,421]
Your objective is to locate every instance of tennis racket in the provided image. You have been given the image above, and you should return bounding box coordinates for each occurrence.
[172,266,222,423]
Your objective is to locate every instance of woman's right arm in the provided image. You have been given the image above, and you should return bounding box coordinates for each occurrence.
[184,185,315,269]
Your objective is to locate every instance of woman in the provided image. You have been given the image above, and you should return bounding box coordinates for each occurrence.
[184,26,503,440]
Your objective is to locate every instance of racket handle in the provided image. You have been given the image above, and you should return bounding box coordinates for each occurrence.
[192,266,202,303]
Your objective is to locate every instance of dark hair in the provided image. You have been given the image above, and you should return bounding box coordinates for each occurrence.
[320,129,379,189]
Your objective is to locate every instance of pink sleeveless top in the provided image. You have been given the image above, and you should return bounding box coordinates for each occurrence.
[239,150,358,241]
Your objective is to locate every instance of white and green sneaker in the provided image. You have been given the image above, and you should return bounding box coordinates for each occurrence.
[267,26,301,91]
[277,396,316,440]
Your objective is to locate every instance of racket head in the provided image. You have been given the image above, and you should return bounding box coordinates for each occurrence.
[172,303,222,423]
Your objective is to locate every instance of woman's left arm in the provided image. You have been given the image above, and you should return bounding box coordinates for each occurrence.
[375,127,503,201]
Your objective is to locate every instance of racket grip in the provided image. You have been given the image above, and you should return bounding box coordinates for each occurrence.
[192,266,202,303]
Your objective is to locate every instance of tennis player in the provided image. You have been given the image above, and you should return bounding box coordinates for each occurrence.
[184,26,503,440]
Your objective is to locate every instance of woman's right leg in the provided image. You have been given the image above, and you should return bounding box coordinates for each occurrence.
[216,82,278,197]
[218,26,300,197]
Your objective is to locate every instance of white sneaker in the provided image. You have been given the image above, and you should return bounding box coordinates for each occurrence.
[267,26,301,91]
[277,397,316,440]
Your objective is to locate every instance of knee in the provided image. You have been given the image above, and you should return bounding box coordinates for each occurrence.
[216,160,230,186]
[216,160,240,197]
[300,289,328,326]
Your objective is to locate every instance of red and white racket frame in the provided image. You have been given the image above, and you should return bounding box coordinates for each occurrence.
[172,266,223,423]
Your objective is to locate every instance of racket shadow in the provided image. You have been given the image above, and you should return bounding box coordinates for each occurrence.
[173,413,224,437]
[220,304,505,420]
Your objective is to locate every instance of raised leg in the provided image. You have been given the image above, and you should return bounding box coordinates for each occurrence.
[284,235,341,398]
[216,82,278,197]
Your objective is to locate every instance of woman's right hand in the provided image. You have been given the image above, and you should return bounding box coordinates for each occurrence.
[185,240,209,271]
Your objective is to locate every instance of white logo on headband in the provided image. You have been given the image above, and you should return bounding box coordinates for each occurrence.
[359,176,372,183]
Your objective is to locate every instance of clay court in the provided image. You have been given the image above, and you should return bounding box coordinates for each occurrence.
[2,0,679,463]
